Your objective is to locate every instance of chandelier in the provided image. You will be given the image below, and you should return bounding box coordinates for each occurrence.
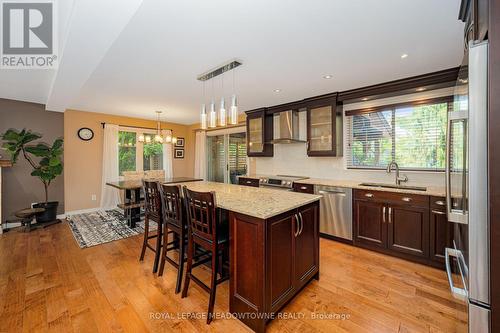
[138,111,177,144]
[198,59,242,130]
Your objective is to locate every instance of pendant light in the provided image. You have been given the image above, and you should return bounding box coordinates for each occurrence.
[219,74,227,126]
[200,81,207,129]
[200,104,207,130]
[154,111,164,143]
[229,68,238,125]
[219,97,226,126]
[230,94,238,125]
[209,100,217,128]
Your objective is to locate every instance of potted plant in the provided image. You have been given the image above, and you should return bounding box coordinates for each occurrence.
[1,129,63,223]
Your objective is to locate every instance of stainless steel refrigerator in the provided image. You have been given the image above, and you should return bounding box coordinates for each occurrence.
[445,40,490,332]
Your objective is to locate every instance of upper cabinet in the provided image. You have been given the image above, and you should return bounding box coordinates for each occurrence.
[306,96,342,157]
[246,108,273,157]
[459,0,488,45]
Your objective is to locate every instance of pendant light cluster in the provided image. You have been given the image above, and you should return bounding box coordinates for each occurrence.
[198,60,242,130]
[137,111,177,144]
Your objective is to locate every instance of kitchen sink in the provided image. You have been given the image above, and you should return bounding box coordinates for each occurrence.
[359,182,427,191]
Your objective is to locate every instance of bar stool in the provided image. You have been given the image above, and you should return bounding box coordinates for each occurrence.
[181,187,229,324]
[139,180,164,273]
[158,184,186,293]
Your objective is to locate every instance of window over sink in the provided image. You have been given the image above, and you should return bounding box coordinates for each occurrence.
[345,96,452,171]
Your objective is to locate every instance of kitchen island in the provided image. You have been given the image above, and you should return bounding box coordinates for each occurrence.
[174,181,321,333]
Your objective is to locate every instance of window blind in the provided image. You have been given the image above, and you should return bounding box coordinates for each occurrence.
[345,98,452,171]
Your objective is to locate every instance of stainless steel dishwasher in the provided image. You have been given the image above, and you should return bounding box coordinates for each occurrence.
[314,185,352,241]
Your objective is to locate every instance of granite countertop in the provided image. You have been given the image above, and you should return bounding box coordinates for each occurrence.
[294,178,446,197]
[241,174,446,197]
[172,181,321,220]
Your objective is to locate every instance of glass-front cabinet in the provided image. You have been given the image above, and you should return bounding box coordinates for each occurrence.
[306,96,342,156]
[246,108,273,157]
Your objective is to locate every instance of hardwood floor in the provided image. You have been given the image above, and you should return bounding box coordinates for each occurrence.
[0,222,467,333]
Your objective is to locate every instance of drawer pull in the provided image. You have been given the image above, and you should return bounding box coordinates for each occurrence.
[364,193,374,198]
[402,197,412,202]
[432,210,447,215]
[300,186,308,190]
[435,200,445,206]
[246,181,252,184]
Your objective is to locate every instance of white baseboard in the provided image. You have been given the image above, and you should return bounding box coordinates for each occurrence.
[64,207,100,216]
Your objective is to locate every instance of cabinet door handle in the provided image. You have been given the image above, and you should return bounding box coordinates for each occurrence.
[298,212,304,235]
[294,214,299,237]
[388,207,392,223]
[365,193,374,198]
[432,210,447,215]
[402,197,412,202]
[382,206,386,223]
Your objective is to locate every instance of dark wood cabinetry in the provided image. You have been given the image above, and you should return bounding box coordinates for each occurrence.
[306,95,342,157]
[292,182,314,194]
[354,200,386,249]
[460,0,488,43]
[387,204,429,258]
[353,189,443,266]
[246,109,273,157]
[230,201,319,332]
[429,196,453,264]
[238,177,259,187]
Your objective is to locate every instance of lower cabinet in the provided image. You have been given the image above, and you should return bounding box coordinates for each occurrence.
[353,189,448,267]
[267,202,319,312]
[354,200,386,249]
[387,204,429,259]
[430,205,453,264]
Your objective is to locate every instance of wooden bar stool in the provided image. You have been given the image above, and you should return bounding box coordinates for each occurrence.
[139,180,164,273]
[158,184,186,293]
[181,186,229,324]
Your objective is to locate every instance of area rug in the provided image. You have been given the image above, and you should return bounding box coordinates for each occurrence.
[67,209,157,248]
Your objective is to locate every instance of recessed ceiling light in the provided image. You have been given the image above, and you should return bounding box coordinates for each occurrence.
[416,87,426,92]
[274,89,281,93]
[323,75,333,79]
[401,53,409,59]
[362,97,369,101]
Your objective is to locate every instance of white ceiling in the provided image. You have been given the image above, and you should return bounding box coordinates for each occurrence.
[1,0,464,125]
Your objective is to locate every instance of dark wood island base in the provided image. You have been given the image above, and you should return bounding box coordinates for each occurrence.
[229,201,320,332]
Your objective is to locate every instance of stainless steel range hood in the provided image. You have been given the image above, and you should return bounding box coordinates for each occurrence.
[270,110,307,144]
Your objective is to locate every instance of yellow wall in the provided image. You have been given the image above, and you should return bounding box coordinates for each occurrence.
[64,109,194,212]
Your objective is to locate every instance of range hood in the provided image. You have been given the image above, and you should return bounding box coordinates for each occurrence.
[270,110,307,144]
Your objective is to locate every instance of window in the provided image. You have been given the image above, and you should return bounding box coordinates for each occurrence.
[345,97,451,171]
[118,131,137,175]
[143,135,163,171]
[118,130,164,176]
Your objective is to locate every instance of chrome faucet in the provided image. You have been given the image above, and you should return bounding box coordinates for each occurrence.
[386,161,408,186]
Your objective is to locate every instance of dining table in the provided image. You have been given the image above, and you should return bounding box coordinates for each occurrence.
[105,177,202,227]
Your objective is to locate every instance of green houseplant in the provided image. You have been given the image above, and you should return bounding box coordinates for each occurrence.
[1,128,63,223]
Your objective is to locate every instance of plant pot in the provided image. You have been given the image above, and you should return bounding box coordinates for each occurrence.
[33,201,59,223]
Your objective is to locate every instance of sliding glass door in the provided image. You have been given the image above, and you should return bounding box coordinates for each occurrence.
[207,131,247,184]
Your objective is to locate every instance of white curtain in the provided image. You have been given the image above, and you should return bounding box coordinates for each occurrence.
[194,130,207,180]
[100,124,121,209]
[162,129,173,178]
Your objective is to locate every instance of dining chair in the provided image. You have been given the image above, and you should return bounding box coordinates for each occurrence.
[140,180,164,273]
[123,170,145,180]
[181,186,229,324]
[145,169,165,179]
